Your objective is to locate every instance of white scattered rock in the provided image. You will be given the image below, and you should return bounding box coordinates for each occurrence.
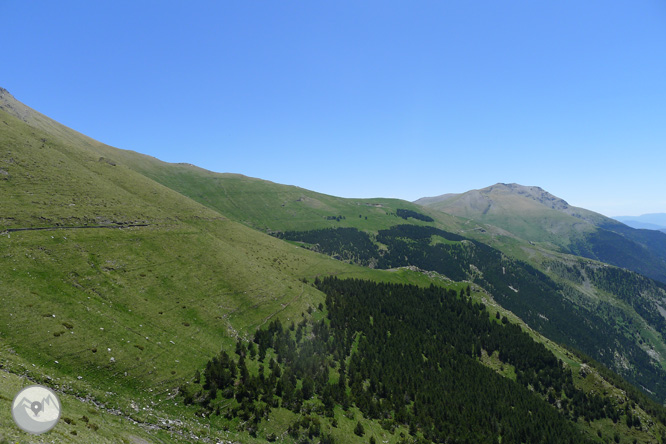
[110,357,115,363]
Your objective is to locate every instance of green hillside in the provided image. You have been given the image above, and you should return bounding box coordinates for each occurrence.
[416,183,666,283]
[96,155,466,234]
[2,89,666,443]
[99,143,666,406]
[0,99,447,442]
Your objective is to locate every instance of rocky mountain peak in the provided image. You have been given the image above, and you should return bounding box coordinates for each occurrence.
[485,183,570,211]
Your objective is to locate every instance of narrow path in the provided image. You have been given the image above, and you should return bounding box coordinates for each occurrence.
[2,224,149,233]
[259,283,305,328]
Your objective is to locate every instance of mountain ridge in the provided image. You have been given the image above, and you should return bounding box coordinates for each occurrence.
[416,182,666,284]
[615,214,666,231]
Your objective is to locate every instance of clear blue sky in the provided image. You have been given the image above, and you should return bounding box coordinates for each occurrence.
[3,1,666,216]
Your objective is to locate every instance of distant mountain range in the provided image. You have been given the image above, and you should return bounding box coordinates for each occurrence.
[614,214,666,232]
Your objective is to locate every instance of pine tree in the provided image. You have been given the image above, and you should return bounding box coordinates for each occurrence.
[354,421,365,437]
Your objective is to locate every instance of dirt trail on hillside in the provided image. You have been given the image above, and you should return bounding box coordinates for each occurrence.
[2,224,149,234]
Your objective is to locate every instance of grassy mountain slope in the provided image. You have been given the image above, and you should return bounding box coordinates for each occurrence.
[415,183,600,244]
[417,183,666,284]
[414,185,666,394]
[108,151,666,402]
[121,157,666,405]
[2,88,666,442]
[0,97,450,442]
[97,155,467,234]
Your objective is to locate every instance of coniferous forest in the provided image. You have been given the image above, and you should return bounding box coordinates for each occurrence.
[395,208,435,222]
[275,227,377,266]
[181,278,666,443]
[270,225,666,402]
